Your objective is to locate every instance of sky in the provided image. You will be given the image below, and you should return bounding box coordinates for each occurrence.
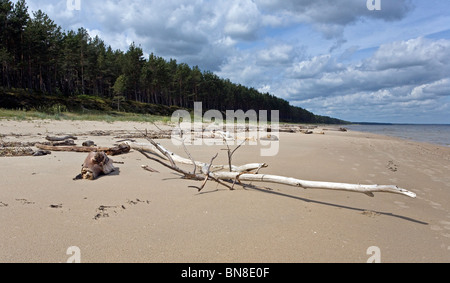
[23,0,450,124]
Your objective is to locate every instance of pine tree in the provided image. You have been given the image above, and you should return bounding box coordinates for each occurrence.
[9,0,29,87]
[113,74,126,111]
[24,10,61,92]
[0,0,12,87]
[122,42,144,102]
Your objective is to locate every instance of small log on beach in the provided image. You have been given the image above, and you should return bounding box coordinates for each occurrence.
[35,143,131,156]
[80,151,116,180]
[323,127,348,132]
[45,135,78,142]
[51,140,76,146]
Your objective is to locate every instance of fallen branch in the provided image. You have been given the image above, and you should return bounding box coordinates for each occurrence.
[208,172,416,198]
[323,127,348,132]
[45,135,77,142]
[127,141,267,173]
[141,165,159,173]
[51,140,76,146]
[35,143,131,156]
[189,153,219,192]
[219,132,246,172]
[135,134,416,199]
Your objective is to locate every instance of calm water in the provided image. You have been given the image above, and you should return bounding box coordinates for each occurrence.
[346,124,450,147]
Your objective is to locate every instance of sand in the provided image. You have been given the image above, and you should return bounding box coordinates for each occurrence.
[0,119,449,263]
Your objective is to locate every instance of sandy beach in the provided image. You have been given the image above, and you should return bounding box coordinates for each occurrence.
[0,119,449,263]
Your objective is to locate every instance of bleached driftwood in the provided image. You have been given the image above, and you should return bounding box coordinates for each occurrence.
[207,172,416,198]
[127,141,267,173]
[135,137,416,199]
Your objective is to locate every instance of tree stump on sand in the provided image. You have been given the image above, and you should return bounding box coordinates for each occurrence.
[80,152,116,180]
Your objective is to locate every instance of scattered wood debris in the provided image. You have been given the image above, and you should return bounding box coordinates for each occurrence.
[35,143,130,156]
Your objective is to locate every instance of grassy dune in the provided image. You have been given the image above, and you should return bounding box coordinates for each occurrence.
[0,108,172,123]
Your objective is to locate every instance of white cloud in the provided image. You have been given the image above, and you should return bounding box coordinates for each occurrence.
[281,36,450,122]
[410,79,450,100]
[257,44,294,65]
[289,55,338,79]
[287,37,450,96]
[367,37,450,71]
[224,0,261,40]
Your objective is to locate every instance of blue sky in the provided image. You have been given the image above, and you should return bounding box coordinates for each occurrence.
[24,0,450,123]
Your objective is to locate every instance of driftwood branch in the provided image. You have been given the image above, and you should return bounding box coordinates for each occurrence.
[219,131,246,172]
[138,149,204,181]
[182,139,197,175]
[127,141,267,173]
[35,143,131,156]
[189,153,219,192]
[45,135,77,142]
[51,140,76,146]
[208,172,416,198]
[135,133,416,199]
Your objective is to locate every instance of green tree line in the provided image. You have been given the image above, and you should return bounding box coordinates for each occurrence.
[0,0,346,124]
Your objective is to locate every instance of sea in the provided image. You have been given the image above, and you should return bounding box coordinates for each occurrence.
[345,124,450,147]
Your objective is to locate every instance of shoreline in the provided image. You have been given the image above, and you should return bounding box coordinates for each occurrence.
[346,124,450,148]
[1,119,449,262]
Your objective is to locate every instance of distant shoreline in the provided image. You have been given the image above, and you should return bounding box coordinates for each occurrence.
[352,122,450,126]
[347,124,450,147]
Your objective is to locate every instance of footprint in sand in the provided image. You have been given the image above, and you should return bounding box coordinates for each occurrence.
[387,160,398,172]
[440,221,450,230]
[429,221,450,238]
[351,163,360,170]
[430,225,443,231]
[428,200,442,210]
[0,202,8,207]
[362,210,381,217]
[93,199,150,220]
